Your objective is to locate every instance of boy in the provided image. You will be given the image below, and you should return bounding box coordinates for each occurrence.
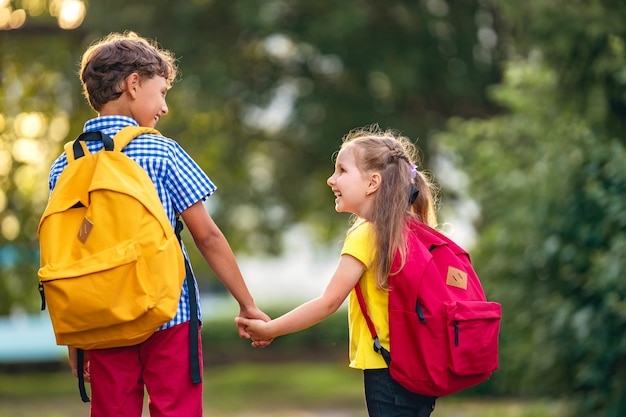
[47,31,270,417]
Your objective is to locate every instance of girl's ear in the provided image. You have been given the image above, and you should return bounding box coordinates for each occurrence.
[367,172,381,195]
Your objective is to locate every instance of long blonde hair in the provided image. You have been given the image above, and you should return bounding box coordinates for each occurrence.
[342,124,438,289]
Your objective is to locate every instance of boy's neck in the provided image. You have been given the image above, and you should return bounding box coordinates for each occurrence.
[99,96,132,118]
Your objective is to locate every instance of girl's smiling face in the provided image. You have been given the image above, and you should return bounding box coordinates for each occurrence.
[327,146,375,218]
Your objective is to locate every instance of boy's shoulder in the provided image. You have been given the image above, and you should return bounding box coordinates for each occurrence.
[122,130,178,149]
[85,116,182,154]
[49,120,181,178]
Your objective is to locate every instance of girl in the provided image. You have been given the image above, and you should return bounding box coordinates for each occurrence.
[236,124,438,417]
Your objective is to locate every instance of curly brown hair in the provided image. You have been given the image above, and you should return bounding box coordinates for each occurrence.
[79,31,178,112]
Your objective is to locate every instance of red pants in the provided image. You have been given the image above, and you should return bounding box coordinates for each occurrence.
[88,321,203,417]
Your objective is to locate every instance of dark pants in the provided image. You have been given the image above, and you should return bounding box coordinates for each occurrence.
[364,369,436,417]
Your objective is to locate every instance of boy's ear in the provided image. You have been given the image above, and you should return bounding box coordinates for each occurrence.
[123,73,140,98]
[367,173,381,195]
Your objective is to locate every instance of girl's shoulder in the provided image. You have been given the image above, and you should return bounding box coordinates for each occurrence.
[342,221,376,265]
[347,220,373,236]
[345,221,376,247]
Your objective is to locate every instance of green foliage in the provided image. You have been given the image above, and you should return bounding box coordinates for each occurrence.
[0,32,89,315]
[202,307,349,364]
[77,0,501,255]
[3,2,625,415]
[1,0,500,310]
[435,8,626,414]
[497,0,626,137]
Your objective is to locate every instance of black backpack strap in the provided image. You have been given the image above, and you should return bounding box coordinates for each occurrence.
[72,131,115,159]
[175,218,202,384]
[77,348,90,402]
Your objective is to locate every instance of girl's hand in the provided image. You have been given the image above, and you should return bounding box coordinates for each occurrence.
[235,317,274,347]
[236,307,273,348]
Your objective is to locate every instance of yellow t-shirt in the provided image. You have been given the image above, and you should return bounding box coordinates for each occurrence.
[341,222,389,370]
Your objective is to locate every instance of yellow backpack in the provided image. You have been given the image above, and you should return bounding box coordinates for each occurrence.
[38,126,186,350]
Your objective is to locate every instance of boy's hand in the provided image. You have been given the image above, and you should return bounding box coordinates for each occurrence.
[235,316,274,347]
[67,347,91,382]
[236,308,273,348]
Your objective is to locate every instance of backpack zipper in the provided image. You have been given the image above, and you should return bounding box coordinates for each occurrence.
[39,282,46,310]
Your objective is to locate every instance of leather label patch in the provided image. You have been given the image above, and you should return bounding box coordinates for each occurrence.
[446,266,468,290]
[78,217,94,244]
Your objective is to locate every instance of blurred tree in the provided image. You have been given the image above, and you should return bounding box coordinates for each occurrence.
[79,0,500,253]
[435,0,626,415]
[1,0,500,309]
[0,30,90,314]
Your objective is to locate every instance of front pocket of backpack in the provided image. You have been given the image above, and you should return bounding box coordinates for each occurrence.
[445,301,501,376]
[39,241,154,334]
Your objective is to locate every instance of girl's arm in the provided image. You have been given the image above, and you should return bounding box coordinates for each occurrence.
[236,254,365,341]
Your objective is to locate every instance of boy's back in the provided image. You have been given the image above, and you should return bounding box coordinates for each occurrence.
[39,32,270,417]
[39,126,189,350]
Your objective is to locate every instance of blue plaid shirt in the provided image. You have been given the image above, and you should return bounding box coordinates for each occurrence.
[48,115,216,330]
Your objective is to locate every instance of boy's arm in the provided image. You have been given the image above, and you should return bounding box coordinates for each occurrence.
[180,201,271,344]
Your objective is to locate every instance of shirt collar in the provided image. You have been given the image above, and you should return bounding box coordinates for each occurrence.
[83,115,139,133]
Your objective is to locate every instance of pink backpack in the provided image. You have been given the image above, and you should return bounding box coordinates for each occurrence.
[355,218,501,396]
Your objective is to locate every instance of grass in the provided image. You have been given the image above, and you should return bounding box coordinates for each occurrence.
[0,362,569,417]
[205,362,364,414]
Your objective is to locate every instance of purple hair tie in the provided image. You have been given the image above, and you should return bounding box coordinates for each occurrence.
[410,164,417,179]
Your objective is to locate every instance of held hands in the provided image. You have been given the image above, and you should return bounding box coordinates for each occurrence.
[236,307,274,348]
[235,316,274,348]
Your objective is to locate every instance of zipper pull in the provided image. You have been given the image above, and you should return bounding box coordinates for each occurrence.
[39,282,46,311]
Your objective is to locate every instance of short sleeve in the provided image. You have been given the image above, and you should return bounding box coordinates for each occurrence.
[341,222,376,268]
[165,141,216,214]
